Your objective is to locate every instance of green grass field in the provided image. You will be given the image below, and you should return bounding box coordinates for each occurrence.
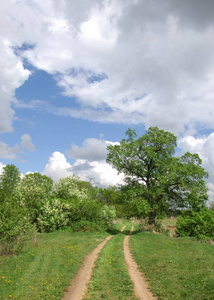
[0,230,109,299]
[0,220,213,300]
[130,231,214,300]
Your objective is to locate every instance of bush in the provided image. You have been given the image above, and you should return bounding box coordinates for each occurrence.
[0,201,36,255]
[54,176,88,200]
[102,205,116,225]
[176,208,214,238]
[12,173,53,224]
[38,198,70,232]
[70,219,107,232]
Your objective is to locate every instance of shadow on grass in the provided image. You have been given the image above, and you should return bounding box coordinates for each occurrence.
[106,227,141,236]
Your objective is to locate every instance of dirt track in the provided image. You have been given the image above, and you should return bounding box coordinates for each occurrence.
[62,226,156,300]
[123,226,157,300]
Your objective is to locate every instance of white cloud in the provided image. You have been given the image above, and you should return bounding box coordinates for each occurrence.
[43,146,124,187]
[67,138,108,161]
[0,0,213,134]
[178,132,214,203]
[71,159,124,187]
[0,41,30,132]
[2,0,212,134]
[0,162,6,175]
[21,134,35,151]
[0,140,22,159]
[2,0,214,197]
[43,151,74,181]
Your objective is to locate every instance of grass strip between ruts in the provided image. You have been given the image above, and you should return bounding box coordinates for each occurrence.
[84,223,139,300]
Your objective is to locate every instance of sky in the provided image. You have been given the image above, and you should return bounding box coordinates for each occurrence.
[1,0,214,202]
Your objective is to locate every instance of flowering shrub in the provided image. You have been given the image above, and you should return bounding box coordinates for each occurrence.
[38,199,70,232]
[54,176,88,201]
[12,173,53,223]
[102,205,116,225]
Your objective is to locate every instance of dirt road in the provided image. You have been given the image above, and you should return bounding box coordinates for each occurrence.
[123,226,157,300]
[62,226,157,300]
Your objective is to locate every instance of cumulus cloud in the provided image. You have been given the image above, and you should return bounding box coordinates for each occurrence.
[1,0,213,134]
[178,132,214,202]
[21,134,35,151]
[43,148,124,187]
[0,41,30,132]
[0,140,22,159]
[67,138,108,161]
[2,0,214,197]
[71,159,124,187]
[43,151,74,181]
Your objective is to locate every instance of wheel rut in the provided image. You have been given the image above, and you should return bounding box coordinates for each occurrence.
[62,226,126,300]
[123,226,157,300]
[62,225,157,300]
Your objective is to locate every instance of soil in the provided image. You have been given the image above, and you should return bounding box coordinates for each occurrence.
[123,226,157,300]
[62,225,157,300]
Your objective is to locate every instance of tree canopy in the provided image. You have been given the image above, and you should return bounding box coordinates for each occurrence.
[107,127,208,224]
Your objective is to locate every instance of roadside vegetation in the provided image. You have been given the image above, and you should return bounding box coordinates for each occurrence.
[130,231,214,300]
[0,126,214,299]
[0,230,109,299]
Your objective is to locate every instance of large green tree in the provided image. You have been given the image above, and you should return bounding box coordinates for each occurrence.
[107,127,208,224]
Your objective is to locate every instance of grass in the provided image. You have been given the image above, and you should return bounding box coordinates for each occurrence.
[0,229,109,299]
[84,222,139,299]
[1,219,213,300]
[130,231,214,300]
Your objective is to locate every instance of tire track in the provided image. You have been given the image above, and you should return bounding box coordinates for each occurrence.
[62,226,126,300]
[123,226,157,300]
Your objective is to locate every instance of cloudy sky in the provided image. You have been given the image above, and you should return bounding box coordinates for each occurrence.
[1,0,214,201]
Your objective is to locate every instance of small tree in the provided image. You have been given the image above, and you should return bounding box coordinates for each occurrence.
[0,164,21,198]
[107,127,208,224]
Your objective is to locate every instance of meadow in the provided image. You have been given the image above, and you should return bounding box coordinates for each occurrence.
[0,219,213,299]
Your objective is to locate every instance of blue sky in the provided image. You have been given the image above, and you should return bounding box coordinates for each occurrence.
[1,0,214,202]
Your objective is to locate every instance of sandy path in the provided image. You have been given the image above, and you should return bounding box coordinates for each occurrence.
[123,226,157,300]
[62,226,126,300]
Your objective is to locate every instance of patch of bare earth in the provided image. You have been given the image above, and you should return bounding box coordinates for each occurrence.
[62,226,126,300]
[123,226,158,300]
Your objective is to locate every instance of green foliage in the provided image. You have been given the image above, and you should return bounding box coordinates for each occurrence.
[107,126,208,224]
[176,208,214,238]
[0,164,21,197]
[38,198,70,232]
[13,173,53,224]
[0,200,35,255]
[101,204,116,225]
[54,176,88,200]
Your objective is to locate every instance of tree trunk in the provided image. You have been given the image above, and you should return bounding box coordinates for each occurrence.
[148,209,156,225]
